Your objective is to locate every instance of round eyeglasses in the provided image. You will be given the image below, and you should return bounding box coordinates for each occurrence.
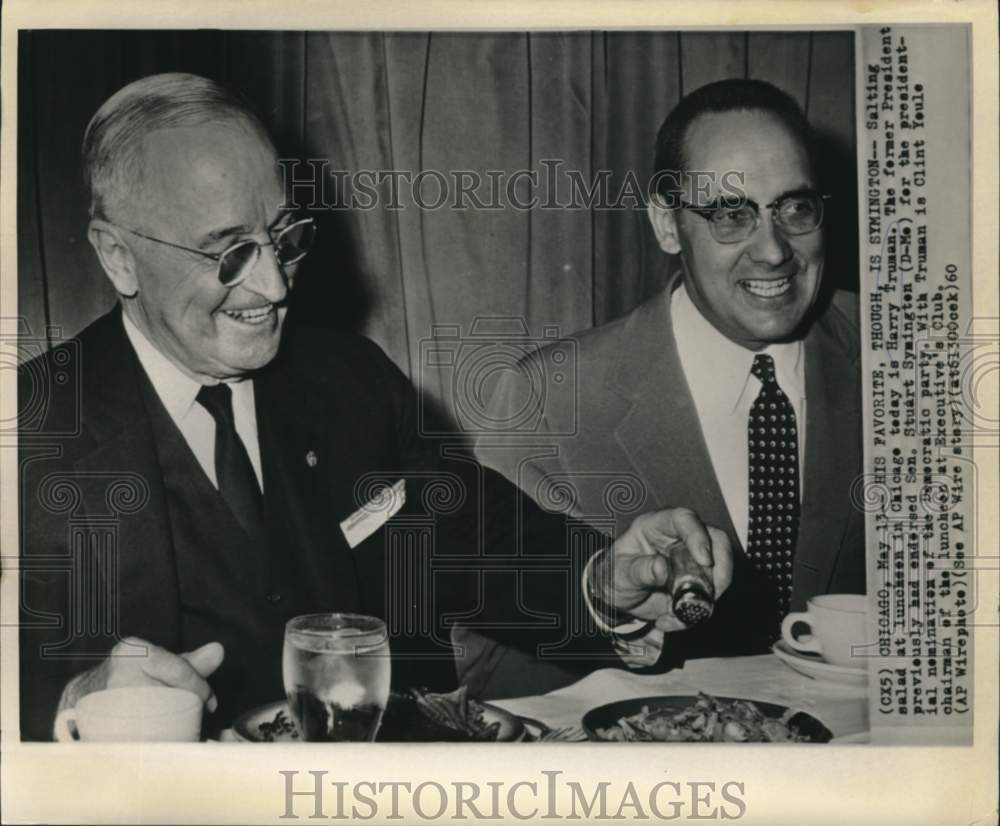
[114,217,316,287]
[680,192,830,244]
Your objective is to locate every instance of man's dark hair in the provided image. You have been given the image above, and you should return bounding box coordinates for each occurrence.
[652,78,816,202]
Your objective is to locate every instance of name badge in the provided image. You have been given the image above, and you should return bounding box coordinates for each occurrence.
[340,479,406,549]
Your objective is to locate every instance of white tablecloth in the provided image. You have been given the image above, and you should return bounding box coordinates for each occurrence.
[490,654,869,739]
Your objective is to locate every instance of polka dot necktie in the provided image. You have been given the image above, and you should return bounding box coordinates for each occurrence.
[747,353,799,639]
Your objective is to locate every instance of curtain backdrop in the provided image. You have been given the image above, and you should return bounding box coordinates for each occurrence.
[17,30,855,423]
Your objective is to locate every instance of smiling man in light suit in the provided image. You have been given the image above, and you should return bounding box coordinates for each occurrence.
[474,79,864,683]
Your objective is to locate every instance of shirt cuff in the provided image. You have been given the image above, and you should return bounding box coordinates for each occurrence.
[581,545,654,638]
[613,627,665,668]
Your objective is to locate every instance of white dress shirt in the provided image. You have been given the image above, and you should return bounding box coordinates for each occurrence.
[122,313,264,491]
[671,282,806,549]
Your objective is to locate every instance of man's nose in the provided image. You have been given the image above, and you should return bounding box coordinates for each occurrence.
[746,213,793,267]
[241,245,289,303]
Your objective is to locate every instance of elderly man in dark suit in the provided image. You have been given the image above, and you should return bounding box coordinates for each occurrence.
[472,79,864,693]
[19,73,735,739]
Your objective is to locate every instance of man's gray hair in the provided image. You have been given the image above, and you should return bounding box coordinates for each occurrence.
[82,72,271,220]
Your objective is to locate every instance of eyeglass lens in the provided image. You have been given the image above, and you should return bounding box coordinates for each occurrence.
[710,194,823,243]
[274,220,315,264]
[217,220,316,286]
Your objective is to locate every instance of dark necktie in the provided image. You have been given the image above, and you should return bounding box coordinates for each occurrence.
[746,353,799,640]
[196,383,264,537]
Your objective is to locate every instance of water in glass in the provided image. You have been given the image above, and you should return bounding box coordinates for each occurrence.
[282,613,391,741]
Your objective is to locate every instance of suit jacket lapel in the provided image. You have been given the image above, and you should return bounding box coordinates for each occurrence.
[73,308,182,650]
[792,309,862,604]
[605,282,860,590]
[611,288,741,546]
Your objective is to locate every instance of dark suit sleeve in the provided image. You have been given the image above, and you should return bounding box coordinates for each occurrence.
[17,327,181,741]
[18,355,115,741]
[19,462,108,741]
[361,341,620,676]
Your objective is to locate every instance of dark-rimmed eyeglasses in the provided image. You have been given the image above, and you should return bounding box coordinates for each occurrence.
[114,217,316,287]
[680,191,830,244]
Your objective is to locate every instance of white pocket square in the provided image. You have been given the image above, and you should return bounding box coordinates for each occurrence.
[340,479,406,549]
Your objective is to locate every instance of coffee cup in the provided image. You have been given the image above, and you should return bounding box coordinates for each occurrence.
[54,686,203,742]
[780,594,869,668]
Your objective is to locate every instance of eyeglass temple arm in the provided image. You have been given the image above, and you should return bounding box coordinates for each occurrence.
[117,227,225,262]
[120,217,314,259]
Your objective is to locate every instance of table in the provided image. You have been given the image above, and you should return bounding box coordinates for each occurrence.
[490,654,869,741]
[219,654,869,742]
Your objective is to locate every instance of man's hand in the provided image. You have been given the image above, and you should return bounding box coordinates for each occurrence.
[58,637,225,715]
[593,508,734,633]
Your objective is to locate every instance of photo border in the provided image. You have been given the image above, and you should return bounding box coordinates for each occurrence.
[2,1,996,824]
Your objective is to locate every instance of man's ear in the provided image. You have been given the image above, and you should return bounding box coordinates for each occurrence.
[647,196,683,255]
[87,219,139,297]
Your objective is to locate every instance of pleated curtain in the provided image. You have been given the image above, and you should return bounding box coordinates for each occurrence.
[18,30,856,424]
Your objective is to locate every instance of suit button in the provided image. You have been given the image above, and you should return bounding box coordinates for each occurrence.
[266,593,282,603]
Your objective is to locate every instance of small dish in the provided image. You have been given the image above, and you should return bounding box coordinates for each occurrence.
[772,640,868,687]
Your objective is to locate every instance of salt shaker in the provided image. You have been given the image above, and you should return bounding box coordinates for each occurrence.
[666,541,716,626]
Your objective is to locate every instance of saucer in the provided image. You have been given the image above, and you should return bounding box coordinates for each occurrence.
[772,640,868,687]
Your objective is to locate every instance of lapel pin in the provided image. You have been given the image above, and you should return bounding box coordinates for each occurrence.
[305,450,318,468]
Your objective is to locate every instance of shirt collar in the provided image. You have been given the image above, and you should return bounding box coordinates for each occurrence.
[121,311,204,421]
[764,330,805,402]
[671,281,805,413]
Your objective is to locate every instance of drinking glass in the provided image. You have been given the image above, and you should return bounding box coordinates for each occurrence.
[282,613,391,741]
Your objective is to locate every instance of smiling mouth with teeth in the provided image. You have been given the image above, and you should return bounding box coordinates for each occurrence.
[221,305,275,324]
[740,275,793,298]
